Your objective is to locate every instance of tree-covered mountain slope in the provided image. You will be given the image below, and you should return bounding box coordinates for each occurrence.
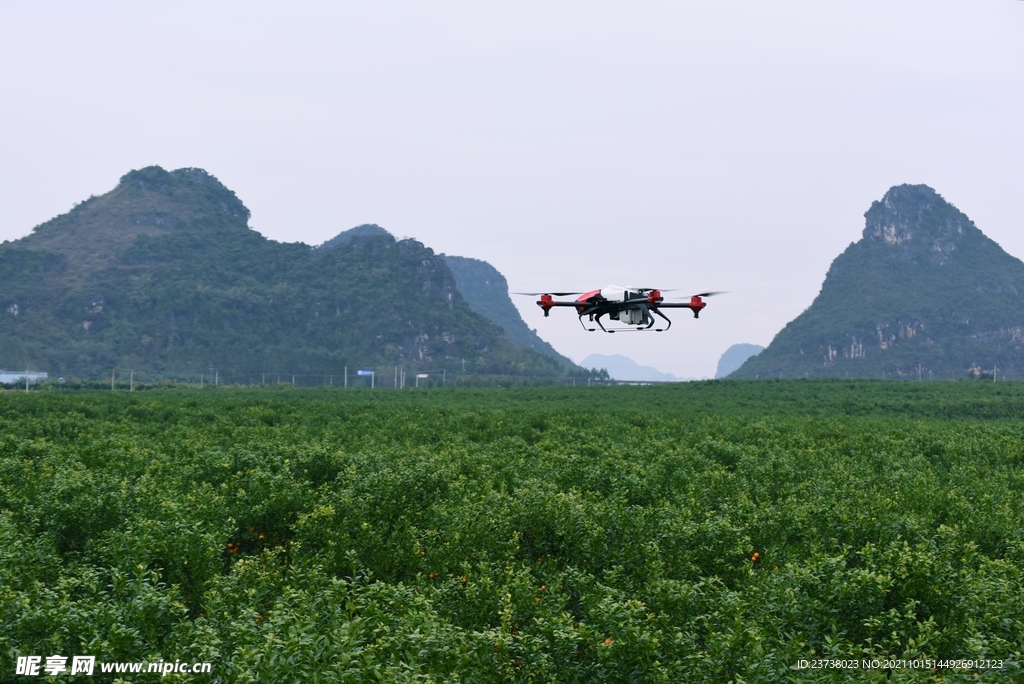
[0,166,567,379]
[732,185,1024,379]
[440,255,575,368]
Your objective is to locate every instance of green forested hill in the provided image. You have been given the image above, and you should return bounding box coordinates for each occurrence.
[732,185,1024,379]
[0,166,567,380]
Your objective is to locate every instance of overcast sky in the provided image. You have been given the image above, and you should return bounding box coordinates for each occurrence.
[2,1,1021,378]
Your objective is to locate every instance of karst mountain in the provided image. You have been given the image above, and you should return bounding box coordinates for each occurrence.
[0,166,575,381]
[732,184,1024,380]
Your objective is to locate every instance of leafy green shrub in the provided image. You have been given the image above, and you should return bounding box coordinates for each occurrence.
[1,382,1023,681]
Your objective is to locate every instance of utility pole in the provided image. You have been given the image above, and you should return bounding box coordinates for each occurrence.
[394,366,398,388]
[112,369,115,391]
[216,370,219,386]
[130,370,133,391]
[25,369,29,393]
[262,372,265,385]
[344,367,348,388]
[200,374,203,389]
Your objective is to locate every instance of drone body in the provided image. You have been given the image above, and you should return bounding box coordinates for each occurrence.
[517,286,719,333]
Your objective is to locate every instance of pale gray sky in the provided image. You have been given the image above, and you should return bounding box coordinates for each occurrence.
[2,1,1021,378]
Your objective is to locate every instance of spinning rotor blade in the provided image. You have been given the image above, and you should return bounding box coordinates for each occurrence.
[627,287,682,293]
[653,291,724,318]
[512,291,586,297]
[651,292,727,303]
[625,288,726,297]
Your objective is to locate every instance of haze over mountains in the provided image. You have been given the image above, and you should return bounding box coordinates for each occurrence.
[579,354,683,383]
[732,185,1024,379]
[0,166,577,380]
[715,344,764,379]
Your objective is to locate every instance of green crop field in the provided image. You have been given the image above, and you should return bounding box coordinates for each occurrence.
[2,381,1023,682]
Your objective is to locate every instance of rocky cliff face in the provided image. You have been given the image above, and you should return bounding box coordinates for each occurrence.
[731,185,1024,379]
[863,184,978,264]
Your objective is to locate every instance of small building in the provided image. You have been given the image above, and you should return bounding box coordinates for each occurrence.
[0,370,48,385]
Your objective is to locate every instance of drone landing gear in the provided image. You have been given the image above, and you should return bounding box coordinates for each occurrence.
[579,313,611,332]
[577,308,673,333]
[651,307,672,332]
[579,316,667,333]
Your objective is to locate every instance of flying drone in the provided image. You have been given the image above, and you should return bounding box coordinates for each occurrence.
[514,286,722,333]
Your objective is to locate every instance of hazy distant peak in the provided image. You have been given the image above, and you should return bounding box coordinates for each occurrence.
[320,224,393,249]
[716,343,764,378]
[442,255,505,285]
[579,353,679,382]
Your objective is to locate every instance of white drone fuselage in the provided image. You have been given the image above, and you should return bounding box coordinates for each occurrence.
[601,286,647,325]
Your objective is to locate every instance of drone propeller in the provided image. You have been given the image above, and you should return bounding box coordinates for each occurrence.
[627,287,681,293]
[512,291,586,297]
[630,290,729,301]
[625,289,727,298]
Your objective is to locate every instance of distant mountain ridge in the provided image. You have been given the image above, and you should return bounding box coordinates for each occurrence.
[715,344,764,378]
[0,166,571,380]
[579,353,680,382]
[732,185,1024,379]
[441,255,575,368]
